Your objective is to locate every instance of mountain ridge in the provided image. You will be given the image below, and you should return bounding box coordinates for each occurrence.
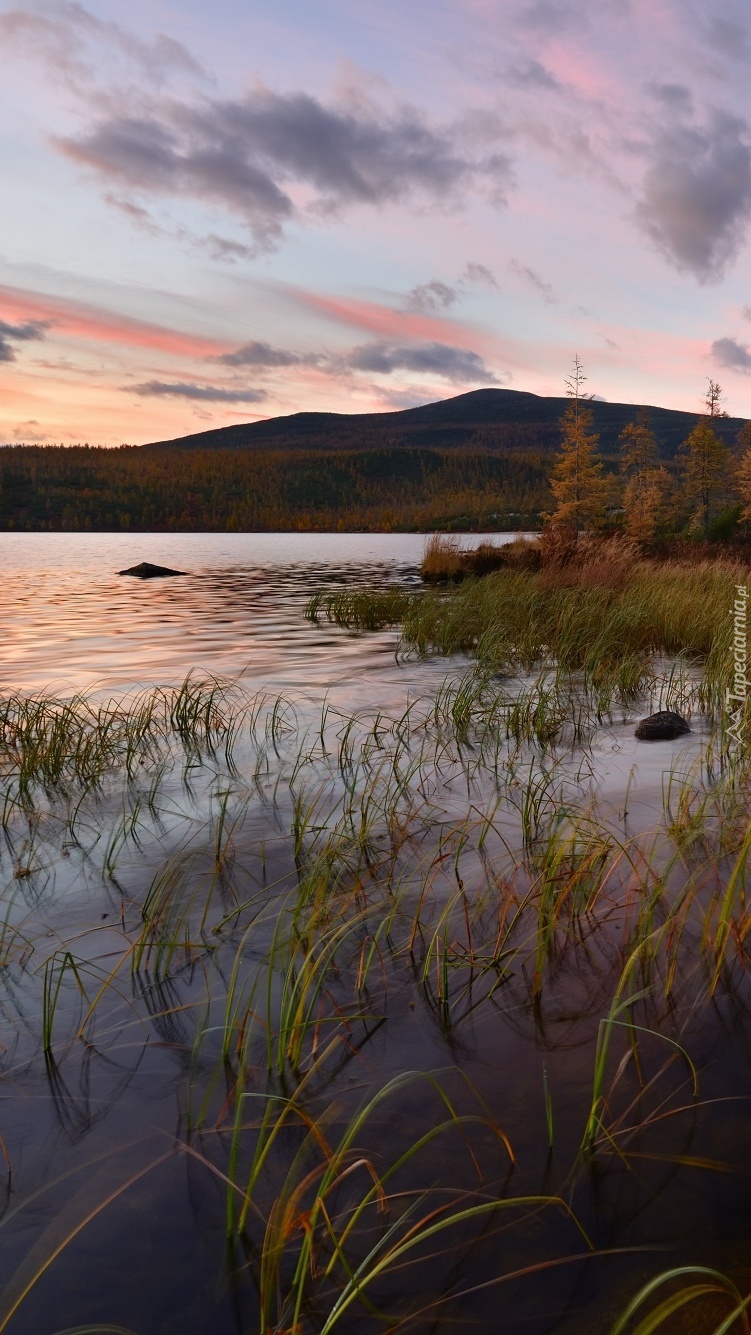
[143,387,749,458]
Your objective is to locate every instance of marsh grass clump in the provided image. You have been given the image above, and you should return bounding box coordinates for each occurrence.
[420,530,643,586]
[421,532,541,582]
[0,674,244,803]
[306,587,412,630]
[313,554,749,719]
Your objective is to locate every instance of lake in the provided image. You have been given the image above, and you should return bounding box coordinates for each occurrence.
[0,532,459,697]
[0,532,746,1335]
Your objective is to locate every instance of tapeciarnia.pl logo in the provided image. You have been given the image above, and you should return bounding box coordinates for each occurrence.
[725,584,749,750]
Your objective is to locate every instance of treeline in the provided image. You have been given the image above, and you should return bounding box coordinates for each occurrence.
[0,444,548,532]
[545,369,751,542]
[6,380,751,535]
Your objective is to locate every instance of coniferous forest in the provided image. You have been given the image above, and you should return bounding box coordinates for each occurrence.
[0,444,547,532]
[2,387,749,533]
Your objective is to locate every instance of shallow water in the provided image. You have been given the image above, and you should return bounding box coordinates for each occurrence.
[0,530,703,793]
[0,533,745,1335]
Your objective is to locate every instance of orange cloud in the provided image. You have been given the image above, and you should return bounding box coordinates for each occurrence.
[0,284,229,358]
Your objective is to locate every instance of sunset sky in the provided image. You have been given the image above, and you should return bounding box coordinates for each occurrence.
[3,0,751,443]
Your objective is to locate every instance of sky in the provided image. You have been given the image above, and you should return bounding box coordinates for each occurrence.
[2,0,751,444]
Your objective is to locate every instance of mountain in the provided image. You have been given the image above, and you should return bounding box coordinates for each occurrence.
[144,387,749,458]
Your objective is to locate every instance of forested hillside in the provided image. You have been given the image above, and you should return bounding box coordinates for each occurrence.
[0,445,547,531]
[3,388,749,533]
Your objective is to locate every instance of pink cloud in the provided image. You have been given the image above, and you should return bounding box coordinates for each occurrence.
[540,42,614,101]
[0,285,228,358]
[286,287,492,351]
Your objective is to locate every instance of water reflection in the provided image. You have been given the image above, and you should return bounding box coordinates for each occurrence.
[0,532,476,697]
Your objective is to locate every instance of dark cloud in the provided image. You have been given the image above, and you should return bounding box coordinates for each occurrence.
[345,341,499,383]
[711,336,751,372]
[402,266,498,314]
[131,381,267,402]
[104,194,154,223]
[212,334,500,385]
[214,340,304,368]
[0,318,49,339]
[0,318,49,362]
[637,109,751,281]
[60,113,291,252]
[509,259,557,303]
[517,1,577,32]
[201,233,255,262]
[507,60,561,92]
[462,262,498,288]
[58,88,514,252]
[12,420,48,442]
[404,280,457,313]
[0,2,203,86]
[102,192,168,238]
[647,83,693,113]
[707,18,750,61]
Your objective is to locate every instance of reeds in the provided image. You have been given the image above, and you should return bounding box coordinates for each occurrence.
[312,555,747,716]
[3,662,751,1329]
[609,1266,751,1334]
[421,533,541,581]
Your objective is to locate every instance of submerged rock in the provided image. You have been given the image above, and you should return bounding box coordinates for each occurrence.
[117,562,187,578]
[634,710,690,741]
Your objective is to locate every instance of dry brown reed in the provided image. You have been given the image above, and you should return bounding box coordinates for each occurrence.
[538,533,641,590]
[421,533,541,582]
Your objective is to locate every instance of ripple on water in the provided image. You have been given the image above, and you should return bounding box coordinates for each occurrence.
[0,531,476,698]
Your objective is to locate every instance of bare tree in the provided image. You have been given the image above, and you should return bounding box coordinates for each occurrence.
[704,379,729,418]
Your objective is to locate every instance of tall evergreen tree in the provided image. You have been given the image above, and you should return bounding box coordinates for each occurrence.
[545,356,606,531]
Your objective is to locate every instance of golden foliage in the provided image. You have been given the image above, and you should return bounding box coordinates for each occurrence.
[545,402,607,531]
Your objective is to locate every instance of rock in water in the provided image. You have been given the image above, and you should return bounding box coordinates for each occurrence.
[634,710,690,741]
[117,562,187,578]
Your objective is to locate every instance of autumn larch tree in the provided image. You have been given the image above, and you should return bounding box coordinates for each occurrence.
[734,420,751,524]
[681,383,730,538]
[545,356,607,532]
[618,407,671,542]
